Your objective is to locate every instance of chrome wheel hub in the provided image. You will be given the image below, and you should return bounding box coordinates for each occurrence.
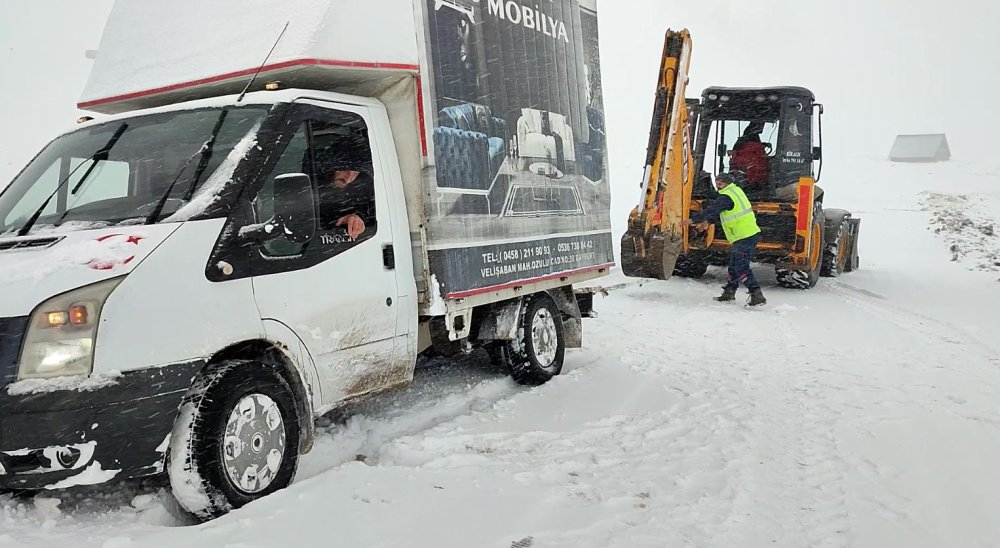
[223,393,286,494]
[531,308,558,370]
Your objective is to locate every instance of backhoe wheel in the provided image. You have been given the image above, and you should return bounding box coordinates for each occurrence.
[672,254,708,278]
[821,219,850,277]
[503,295,565,386]
[776,202,825,290]
[169,360,301,521]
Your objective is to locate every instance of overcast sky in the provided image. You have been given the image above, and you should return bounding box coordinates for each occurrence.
[1,0,995,234]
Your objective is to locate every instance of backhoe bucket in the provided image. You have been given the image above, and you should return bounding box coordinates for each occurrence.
[621,231,646,278]
[620,230,682,280]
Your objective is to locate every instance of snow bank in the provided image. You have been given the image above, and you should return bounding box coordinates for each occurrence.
[922,191,999,272]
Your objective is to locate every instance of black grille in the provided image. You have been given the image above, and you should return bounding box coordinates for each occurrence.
[0,317,28,390]
[756,214,797,243]
[0,238,61,252]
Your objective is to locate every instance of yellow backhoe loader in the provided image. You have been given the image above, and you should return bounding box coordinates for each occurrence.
[622,29,861,289]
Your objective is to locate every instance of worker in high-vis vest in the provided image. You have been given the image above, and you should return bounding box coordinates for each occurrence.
[685,172,767,306]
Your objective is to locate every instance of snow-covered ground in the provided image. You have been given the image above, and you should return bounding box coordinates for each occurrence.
[1,157,997,547]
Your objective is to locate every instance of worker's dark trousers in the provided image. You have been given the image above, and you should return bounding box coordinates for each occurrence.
[725,234,760,291]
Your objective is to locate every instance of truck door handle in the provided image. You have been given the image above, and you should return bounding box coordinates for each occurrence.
[382,244,395,270]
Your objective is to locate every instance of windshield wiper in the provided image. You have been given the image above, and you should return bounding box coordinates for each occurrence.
[146,109,229,224]
[17,123,128,237]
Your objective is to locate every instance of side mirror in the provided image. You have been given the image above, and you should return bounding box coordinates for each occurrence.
[242,173,316,245]
[812,146,823,160]
[272,173,316,244]
[717,143,728,157]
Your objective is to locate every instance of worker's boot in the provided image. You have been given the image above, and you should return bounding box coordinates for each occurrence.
[714,286,737,302]
[747,287,767,307]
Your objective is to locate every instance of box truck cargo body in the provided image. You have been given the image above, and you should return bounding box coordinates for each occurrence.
[0,0,611,518]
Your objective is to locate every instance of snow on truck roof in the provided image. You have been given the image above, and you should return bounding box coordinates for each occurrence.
[81,0,420,113]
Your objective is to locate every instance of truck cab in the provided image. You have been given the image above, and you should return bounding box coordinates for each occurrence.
[0,89,417,515]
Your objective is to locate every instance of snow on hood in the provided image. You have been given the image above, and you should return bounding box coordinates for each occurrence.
[0,224,179,317]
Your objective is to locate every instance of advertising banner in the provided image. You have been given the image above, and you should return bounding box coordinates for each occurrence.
[423,0,613,298]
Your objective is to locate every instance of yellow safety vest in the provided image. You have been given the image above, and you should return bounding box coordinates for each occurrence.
[719,184,761,242]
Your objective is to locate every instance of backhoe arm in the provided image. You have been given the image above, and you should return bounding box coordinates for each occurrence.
[621,29,695,280]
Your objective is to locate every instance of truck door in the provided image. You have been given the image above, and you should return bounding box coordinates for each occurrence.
[245,102,403,407]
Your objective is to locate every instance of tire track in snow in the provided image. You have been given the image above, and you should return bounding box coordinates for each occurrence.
[695,298,855,548]
[596,283,855,546]
[598,287,768,544]
[774,324,853,548]
[831,281,999,359]
[828,282,1000,427]
[300,353,520,478]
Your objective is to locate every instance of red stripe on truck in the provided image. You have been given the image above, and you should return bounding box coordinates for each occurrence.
[77,58,421,109]
[796,183,812,231]
[416,75,428,157]
[444,264,615,299]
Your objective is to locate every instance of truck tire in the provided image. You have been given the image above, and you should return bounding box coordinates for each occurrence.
[821,219,850,277]
[168,361,301,521]
[775,202,825,290]
[672,254,708,278]
[502,295,565,386]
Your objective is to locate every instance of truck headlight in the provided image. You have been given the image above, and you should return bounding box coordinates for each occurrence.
[18,277,123,380]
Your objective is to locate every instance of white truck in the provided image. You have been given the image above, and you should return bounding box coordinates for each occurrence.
[0,0,611,518]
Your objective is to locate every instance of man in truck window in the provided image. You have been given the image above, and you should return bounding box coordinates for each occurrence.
[317,145,375,240]
[728,121,769,190]
[685,171,767,307]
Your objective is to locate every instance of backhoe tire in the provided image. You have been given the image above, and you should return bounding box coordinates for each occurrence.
[672,255,708,278]
[821,219,850,277]
[776,203,825,290]
[502,295,565,386]
[168,361,301,521]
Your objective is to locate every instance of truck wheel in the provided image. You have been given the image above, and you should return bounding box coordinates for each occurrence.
[821,220,850,277]
[672,254,708,278]
[776,203,825,290]
[503,295,565,386]
[168,361,301,521]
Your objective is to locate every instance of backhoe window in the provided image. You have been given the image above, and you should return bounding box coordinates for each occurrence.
[721,120,778,164]
[703,120,778,179]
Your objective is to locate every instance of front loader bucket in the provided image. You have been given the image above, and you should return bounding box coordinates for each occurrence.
[620,230,682,280]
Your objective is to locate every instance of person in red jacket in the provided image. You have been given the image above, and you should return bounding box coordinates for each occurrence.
[729,121,769,189]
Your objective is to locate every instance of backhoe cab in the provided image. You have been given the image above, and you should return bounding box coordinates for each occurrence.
[622,30,861,289]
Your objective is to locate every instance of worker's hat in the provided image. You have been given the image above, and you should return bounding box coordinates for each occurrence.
[715,172,739,186]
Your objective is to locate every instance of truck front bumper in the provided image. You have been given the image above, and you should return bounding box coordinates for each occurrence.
[0,361,202,490]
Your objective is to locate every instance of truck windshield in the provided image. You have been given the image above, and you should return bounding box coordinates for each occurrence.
[0,106,267,237]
